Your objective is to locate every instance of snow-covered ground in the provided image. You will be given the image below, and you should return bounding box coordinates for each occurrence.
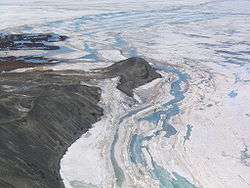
[1,0,250,187]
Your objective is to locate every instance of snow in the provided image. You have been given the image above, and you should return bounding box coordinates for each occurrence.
[1,0,250,187]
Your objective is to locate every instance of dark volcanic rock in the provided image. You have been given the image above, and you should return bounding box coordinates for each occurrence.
[0,33,68,51]
[0,33,68,71]
[0,56,59,72]
[0,57,161,188]
[104,57,162,96]
[0,72,103,188]
[0,60,36,71]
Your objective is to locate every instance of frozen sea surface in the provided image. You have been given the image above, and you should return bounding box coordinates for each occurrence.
[1,0,250,188]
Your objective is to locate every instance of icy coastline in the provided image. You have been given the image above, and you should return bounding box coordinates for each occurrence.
[0,0,249,188]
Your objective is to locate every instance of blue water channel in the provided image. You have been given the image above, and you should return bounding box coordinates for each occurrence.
[80,43,99,62]
[114,35,138,58]
[128,65,196,188]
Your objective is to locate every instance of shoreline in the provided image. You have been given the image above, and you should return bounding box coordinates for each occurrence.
[0,56,161,188]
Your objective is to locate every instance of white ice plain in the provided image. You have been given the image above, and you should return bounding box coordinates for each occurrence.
[1,0,250,188]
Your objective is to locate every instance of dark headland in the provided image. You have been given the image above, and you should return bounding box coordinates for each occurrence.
[0,33,161,188]
[0,33,67,72]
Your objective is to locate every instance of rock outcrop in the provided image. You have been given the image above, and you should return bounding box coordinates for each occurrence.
[0,33,68,51]
[104,57,162,96]
[0,72,103,188]
[0,56,59,72]
[0,34,161,188]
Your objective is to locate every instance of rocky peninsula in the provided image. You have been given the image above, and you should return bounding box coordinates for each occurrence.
[0,36,161,188]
